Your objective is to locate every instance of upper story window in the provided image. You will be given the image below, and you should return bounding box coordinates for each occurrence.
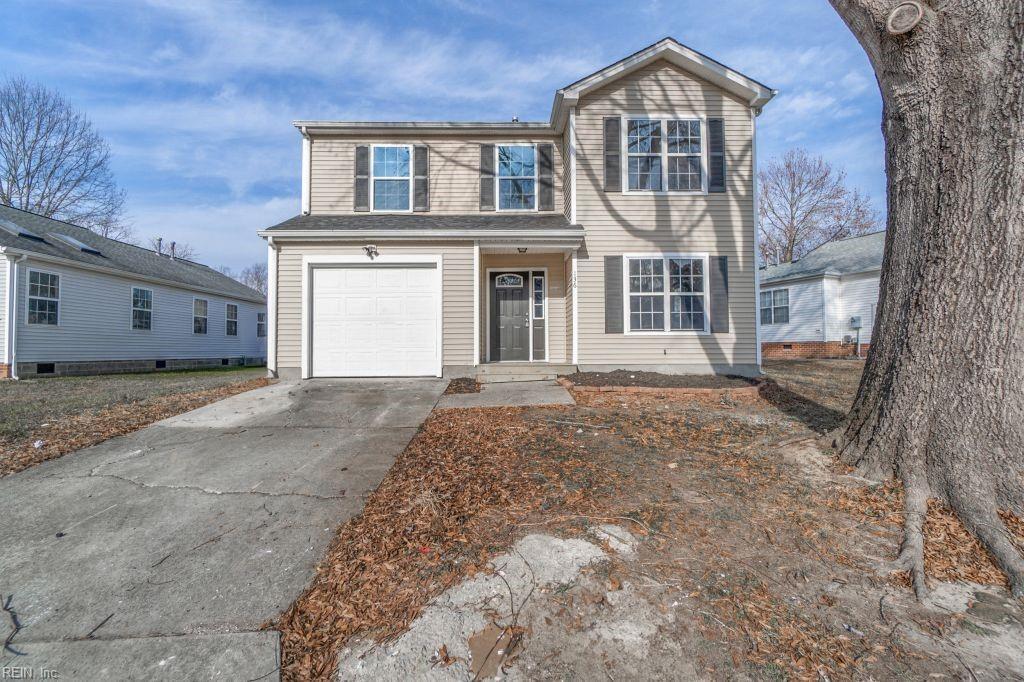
[497,145,536,210]
[372,145,411,211]
[132,287,153,330]
[760,289,789,325]
[193,298,208,334]
[626,118,704,193]
[226,303,238,336]
[28,270,60,325]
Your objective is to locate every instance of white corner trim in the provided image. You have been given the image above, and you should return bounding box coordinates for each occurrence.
[5,254,26,378]
[266,240,278,372]
[300,130,312,215]
[300,253,444,379]
[571,250,579,364]
[473,241,480,366]
[751,108,763,369]
[2,257,11,367]
[568,107,578,224]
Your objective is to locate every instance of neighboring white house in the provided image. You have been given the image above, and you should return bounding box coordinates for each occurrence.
[0,205,267,379]
[758,231,884,359]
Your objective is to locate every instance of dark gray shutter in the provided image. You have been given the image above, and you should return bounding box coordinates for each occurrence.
[708,118,726,193]
[709,256,729,333]
[413,145,429,212]
[537,143,554,211]
[604,256,623,333]
[354,145,370,211]
[603,117,621,192]
[479,144,495,210]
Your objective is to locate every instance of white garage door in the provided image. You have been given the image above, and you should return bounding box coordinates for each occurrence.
[311,264,440,377]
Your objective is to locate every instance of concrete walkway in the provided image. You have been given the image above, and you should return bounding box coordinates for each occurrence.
[436,379,575,409]
[0,378,446,680]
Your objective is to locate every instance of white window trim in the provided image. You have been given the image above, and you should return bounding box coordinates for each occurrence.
[130,286,154,332]
[225,303,238,337]
[370,143,413,214]
[622,253,711,336]
[192,296,209,335]
[621,114,708,195]
[484,266,547,363]
[257,311,267,338]
[26,268,60,326]
[494,143,539,212]
[760,287,789,325]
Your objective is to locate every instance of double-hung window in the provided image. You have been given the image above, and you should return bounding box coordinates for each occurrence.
[497,145,536,210]
[193,298,208,334]
[627,118,704,192]
[760,289,789,325]
[28,270,59,325]
[132,287,153,330]
[371,145,411,211]
[226,304,238,336]
[626,255,708,333]
[532,274,545,319]
[257,312,267,338]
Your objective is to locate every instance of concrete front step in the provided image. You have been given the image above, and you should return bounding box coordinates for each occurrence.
[478,373,559,384]
[477,363,577,376]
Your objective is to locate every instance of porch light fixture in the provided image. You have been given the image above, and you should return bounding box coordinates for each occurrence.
[363,244,379,259]
[517,247,528,253]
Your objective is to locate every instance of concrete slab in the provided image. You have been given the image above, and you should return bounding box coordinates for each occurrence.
[436,380,575,409]
[0,378,446,678]
[1,631,280,681]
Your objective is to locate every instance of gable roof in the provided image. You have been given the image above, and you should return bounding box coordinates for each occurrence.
[0,204,265,303]
[293,37,776,136]
[760,231,886,284]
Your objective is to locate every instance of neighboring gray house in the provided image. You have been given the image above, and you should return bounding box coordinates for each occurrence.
[0,205,267,379]
[758,231,884,359]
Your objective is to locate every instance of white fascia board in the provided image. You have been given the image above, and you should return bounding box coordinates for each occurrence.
[0,246,266,305]
[294,121,554,136]
[256,229,585,242]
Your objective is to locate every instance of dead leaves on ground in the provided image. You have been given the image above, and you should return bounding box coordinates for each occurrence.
[0,377,271,477]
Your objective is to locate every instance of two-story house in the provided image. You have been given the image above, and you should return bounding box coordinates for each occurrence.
[258,38,776,379]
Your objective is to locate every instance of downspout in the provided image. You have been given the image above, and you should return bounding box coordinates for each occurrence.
[266,237,279,378]
[5,252,28,380]
[750,103,763,372]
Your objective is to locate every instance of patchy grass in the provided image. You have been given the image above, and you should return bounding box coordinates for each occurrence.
[0,367,270,477]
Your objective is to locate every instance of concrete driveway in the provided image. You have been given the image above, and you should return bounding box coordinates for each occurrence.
[0,378,446,680]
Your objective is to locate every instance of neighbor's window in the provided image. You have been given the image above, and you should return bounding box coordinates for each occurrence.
[132,287,153,330]
[226,303,238,336]
[372,145,411,211]
[533,275,545,319]
[497,145,536,210]
[257,312,267,338]
[627,118,703,192]
[28,270,60,325]
[627,256,708,333]
[760,289,789,325]
[193,298,208,334]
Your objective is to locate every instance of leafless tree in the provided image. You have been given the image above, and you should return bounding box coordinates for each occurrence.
[149,236,198,261]
[828,0,1024,599]
[0,77,131,241]
[215,262,267,295]
[758,148,879,264]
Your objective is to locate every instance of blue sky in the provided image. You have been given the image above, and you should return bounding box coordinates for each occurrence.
[0,0,883,271]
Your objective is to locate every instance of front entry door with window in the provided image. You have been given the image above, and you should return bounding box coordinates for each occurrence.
[490,272,530,361]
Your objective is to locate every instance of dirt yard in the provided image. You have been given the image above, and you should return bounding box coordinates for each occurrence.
[278,360,1024,681]
[0,367,270,477]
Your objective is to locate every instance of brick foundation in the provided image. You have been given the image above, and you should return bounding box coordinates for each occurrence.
[0,363,10,379]
[14,356,266,379]
[762,341,868,360]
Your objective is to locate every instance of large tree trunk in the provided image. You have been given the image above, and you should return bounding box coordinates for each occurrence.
[827,0,1024,598]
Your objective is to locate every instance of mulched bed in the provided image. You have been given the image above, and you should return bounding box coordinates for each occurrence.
[562,370,758,389]
[0,377,271,477]
[443,377,481,394]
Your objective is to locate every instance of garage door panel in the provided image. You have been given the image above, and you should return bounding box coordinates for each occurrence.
[311,264,440,377]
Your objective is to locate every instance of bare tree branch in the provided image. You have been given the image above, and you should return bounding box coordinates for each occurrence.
[0,77,132,241]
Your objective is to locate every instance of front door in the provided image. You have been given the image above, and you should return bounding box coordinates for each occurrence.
[491,272,530,361]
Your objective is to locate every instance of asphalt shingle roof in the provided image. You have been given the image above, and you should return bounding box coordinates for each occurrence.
[264,213,582,232]
[760,231,885,284]
[0,204,265,303]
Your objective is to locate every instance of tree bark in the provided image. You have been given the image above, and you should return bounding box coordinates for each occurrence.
[827,0,1024,598]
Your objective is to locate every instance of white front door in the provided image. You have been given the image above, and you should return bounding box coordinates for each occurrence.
[310,264,440,377]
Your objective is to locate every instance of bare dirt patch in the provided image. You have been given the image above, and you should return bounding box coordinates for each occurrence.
[443,377,481,394]
[562,369,757,389]
[276,359,1024,680]
[0,371,271,477]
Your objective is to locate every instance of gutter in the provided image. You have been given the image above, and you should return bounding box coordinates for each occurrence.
[0,246,265,305]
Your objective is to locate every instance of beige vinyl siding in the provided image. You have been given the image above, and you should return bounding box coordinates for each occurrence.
[274,241,474,370]
[564,256,574,361]
[561,131,573,220]
[574,59,758,369]
[310,136,563,215]
[478,253,567,363]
